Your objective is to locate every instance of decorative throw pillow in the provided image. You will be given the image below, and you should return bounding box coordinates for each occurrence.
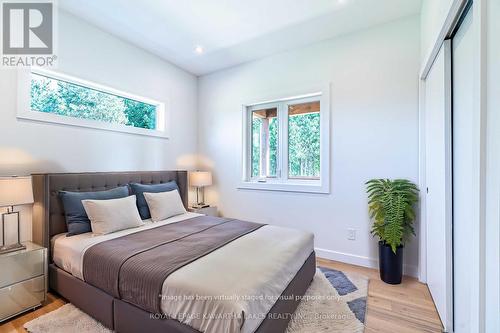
[82,195,143,235]
[59,186,129,236]
[143,190,187,222]
[129,181,179,219]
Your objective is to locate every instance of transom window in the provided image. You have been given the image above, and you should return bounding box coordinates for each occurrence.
[241,90,330,193]
[18,68,167,138]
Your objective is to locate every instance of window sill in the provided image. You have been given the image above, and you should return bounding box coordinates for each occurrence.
[238,180,330,194]
[17,110,169,139]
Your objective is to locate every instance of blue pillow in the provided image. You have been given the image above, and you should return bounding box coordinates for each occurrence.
[129,181,179,219]
[59,186,130,236]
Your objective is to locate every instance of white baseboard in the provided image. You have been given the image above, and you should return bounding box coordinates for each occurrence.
[315,247,419,278]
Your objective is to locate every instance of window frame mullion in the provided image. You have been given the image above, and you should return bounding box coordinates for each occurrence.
[278,102,288,182]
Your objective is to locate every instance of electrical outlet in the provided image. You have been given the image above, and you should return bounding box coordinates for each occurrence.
[347,228,356,240]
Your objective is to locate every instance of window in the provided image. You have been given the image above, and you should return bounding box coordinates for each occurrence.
[18,68,167,138]
[241,90,330,193]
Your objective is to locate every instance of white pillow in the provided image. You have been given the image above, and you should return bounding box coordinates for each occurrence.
[143,190,186,222]
[82,195,143,235]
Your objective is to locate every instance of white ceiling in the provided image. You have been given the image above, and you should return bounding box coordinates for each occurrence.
[59,0,422,76]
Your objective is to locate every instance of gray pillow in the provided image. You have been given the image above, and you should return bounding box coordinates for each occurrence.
[129,181,179,219]
[59,186,130,236]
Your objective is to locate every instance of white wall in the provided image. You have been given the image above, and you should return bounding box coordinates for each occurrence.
[0,10,198,242]
[197,16,421,276]
[420,0,454,63]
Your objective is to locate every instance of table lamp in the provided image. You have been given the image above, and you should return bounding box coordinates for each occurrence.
[189,171,212,209]
[0,176,34,254]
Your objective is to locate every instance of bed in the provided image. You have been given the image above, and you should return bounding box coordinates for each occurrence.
[32,171,316,333]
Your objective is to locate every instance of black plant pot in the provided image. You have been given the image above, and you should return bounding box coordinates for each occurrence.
[378,241,403,284]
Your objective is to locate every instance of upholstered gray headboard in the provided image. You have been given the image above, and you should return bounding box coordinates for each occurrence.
[31,171,188,259]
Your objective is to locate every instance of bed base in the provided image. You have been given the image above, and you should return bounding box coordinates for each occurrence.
[49,251,316,333]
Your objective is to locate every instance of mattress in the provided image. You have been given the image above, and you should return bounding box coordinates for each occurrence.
[52,212,314,333]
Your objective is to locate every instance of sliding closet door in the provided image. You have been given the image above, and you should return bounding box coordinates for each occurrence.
[424,42,453,332]
[452,6,473,333]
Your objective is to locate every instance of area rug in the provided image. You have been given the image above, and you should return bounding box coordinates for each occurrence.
[24,268,368,333]
[286,267,367,333]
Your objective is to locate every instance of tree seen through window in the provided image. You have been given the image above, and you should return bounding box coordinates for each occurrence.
[30,73,157,130]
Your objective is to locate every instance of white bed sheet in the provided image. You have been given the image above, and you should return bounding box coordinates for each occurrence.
[52,212,203,279]
[52,213,314,333]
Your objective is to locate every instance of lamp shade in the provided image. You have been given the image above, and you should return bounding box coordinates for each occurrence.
[0,176,34,207]
[189,171,212,187]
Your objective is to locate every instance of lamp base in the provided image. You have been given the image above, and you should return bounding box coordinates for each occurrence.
[0,243,26,254]
[192,203,210,209]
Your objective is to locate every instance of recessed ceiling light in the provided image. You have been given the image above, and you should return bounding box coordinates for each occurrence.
[194,46,204,54]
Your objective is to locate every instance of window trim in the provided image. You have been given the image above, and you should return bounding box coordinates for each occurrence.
[239,84,330,194]
[17,68,169,139]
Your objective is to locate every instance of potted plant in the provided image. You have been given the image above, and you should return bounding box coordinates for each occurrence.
[366,179,419,284]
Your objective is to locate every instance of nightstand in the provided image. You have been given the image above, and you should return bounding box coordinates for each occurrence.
[188,206,218,217]
[0,242,47,322]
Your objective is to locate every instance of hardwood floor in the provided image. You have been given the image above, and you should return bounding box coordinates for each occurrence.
[318,258,443,333]
[0,293,65,333]
[0,258,443,333]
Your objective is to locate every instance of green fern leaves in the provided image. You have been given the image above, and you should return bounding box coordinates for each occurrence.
[366,179,419,253]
